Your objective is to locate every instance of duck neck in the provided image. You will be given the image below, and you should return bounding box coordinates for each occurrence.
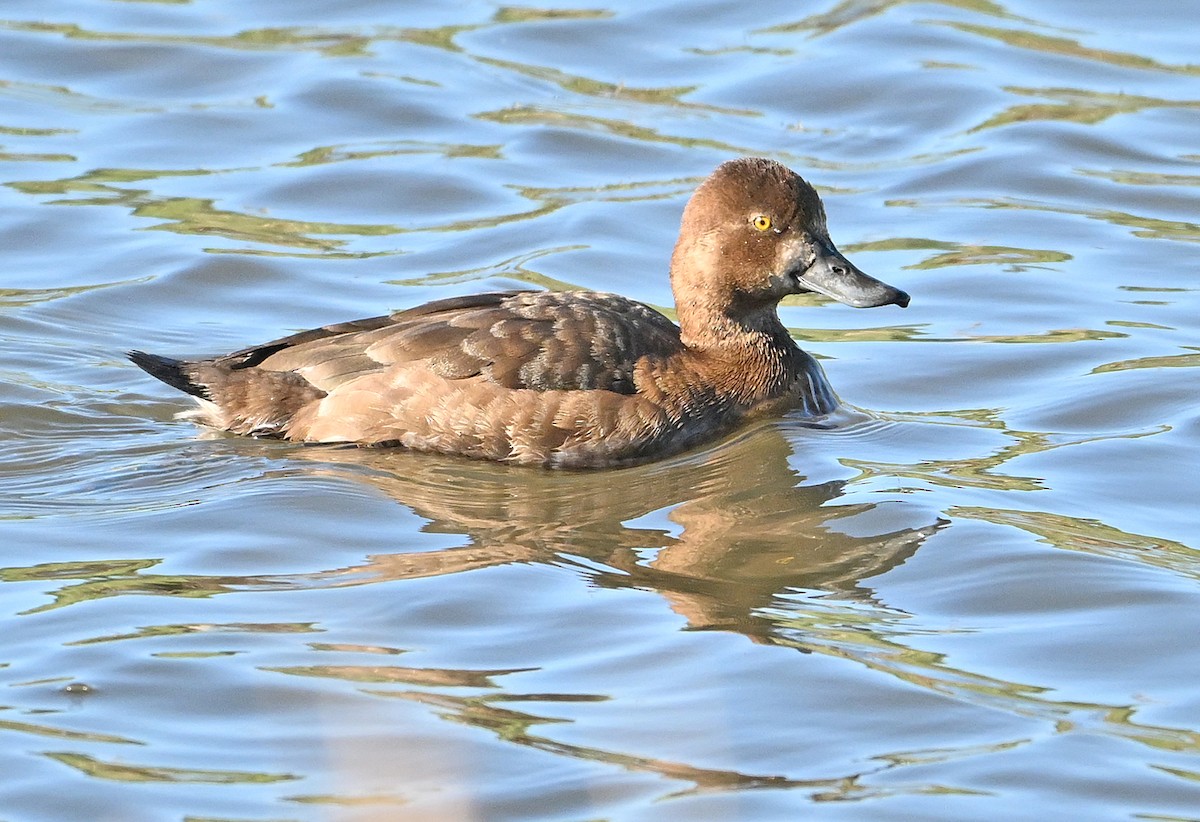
[676,297,795,357]
[667,294,803,407]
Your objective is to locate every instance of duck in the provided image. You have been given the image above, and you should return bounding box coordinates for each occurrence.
[129,157,909,469]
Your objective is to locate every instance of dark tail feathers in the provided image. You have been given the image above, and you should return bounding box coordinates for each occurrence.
[128,351,210,399]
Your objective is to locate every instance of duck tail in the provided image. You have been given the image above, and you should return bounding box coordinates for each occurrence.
[128,349,327,437]
[127,350,210,399]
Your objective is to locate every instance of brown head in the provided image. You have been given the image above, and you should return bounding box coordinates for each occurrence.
[670,157,908,346]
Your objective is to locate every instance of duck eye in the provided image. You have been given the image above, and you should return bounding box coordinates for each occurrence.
[751,215,772,232]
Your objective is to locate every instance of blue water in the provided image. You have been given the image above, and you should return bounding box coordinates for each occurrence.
[3,1,1200,819]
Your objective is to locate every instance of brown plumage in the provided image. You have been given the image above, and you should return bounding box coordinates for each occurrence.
[129,157,909,468]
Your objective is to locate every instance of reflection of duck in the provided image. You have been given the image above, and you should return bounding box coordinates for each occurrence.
[130,158,908,468]
[280,422,942,639]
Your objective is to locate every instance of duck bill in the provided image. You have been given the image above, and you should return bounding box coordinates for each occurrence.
[794,240,910,308]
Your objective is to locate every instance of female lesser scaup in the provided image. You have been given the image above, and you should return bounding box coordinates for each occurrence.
[130,157,908,468]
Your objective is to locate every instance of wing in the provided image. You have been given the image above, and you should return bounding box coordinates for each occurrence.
[218,290,683,395]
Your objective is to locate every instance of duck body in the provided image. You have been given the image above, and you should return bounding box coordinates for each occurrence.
[130,158,909,468]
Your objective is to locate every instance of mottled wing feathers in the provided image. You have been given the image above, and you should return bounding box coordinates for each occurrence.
[223,290,683,395]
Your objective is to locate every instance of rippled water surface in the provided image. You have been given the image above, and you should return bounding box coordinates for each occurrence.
[3,1,1200,819]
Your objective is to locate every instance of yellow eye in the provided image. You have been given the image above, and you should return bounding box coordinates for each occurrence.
[752,215,772,232]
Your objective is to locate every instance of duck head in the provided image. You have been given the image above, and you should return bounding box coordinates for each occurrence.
[670,158,909,330]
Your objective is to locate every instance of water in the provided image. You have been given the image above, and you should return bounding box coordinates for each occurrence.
[3,1,1199,819]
